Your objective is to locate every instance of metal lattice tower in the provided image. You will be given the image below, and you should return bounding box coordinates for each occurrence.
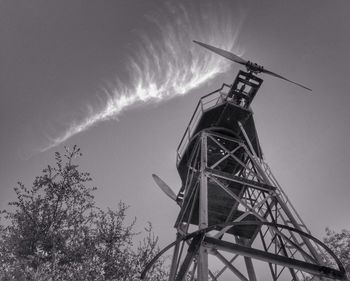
[142,70,346,281]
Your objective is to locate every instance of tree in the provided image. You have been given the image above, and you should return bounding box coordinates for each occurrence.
[0,146,167,281]
[323,228,350,278]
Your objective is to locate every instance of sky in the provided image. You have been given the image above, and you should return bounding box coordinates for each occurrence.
[1,0,350,255]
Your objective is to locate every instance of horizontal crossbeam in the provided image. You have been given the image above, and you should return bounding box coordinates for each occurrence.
[206,167,276,192]
[203,237,346,280]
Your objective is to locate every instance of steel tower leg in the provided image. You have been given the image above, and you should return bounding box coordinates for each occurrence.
[198,132,209,281]
[238,122,324,266]
[168,233,181,281]
[237,238,258,281]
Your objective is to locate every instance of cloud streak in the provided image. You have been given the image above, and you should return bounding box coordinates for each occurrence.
[41,2,244,152]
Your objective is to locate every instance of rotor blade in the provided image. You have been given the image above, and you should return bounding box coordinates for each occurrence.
[193,40,247,66]
[193,40,311,91]
[262,68,312,92]
[152,174,177,201]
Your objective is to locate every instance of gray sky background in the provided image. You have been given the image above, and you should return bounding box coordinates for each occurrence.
[1,0,350,250]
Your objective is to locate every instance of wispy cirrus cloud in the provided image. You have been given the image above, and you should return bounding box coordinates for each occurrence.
[41,2,244,152]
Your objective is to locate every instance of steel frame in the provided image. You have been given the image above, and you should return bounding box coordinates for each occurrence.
[159,128,346,281]
[142,78,346,280]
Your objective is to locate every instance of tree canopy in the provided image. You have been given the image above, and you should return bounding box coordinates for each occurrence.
[0,146,167,281]
[323,228,350,279]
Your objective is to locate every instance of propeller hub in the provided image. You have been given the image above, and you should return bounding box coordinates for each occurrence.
[246,61,264,74]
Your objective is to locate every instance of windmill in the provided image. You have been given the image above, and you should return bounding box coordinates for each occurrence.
[142,41,347,281]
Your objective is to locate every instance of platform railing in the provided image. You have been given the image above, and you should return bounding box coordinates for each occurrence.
[176,83,231,165]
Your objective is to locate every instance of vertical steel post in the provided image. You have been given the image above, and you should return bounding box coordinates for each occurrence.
[244,256,258,281]
[168,233,181,281]
[198,132,209,281]
[237,237,258,281]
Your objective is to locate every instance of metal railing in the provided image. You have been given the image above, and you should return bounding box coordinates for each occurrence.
[176,83,231,165]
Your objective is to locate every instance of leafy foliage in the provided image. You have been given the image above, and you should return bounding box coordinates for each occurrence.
[0,146,167,281]
[323,228,350,278]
